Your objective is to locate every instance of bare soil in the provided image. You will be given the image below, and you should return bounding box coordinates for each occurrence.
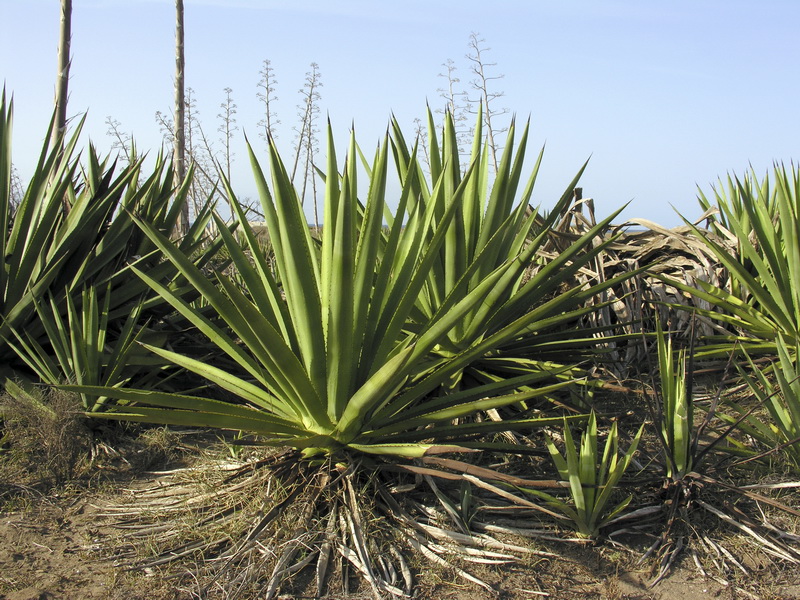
[1,430,799,600]
[0,490,179,600]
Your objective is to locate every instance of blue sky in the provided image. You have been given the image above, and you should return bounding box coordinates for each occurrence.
[1,0,798,227]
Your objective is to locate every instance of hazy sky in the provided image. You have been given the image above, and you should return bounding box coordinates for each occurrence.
[1,0,798,227]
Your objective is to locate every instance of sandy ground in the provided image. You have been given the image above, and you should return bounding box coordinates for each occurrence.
[2,478,799,600]
[1,425,799,600]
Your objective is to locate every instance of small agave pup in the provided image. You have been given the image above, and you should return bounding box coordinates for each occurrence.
[639,322,800,585]
[6,286,152,412]
[525,411,643,539]
[655,322,693,481]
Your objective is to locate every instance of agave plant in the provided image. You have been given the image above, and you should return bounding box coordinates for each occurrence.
[72,121,583,457]
[697,169,779,270]
[657,163,800,359]
[524,411,643,539]
[730,334,800,470]
[638,323,800,584]
[390,109,633,396]
[654,323,694,480]
[0,90,223,390]
[5,286,164,412]
[62,118,618,595]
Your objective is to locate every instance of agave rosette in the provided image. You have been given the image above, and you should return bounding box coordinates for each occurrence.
[68,118,593,458]
[525,411,643,539]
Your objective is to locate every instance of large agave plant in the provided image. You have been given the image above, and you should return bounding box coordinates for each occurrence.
[63,118,620,596]
[72,120,590,458]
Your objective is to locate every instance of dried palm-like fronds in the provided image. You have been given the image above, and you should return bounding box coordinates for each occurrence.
[96,449,577,598]
[524,191,740,377]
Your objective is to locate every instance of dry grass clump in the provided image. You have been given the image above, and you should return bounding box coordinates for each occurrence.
[0,386,91,487]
